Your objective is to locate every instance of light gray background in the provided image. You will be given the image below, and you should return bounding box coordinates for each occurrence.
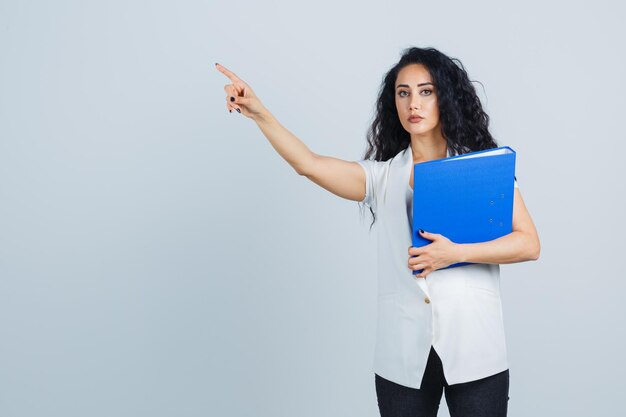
[1,0,624,416]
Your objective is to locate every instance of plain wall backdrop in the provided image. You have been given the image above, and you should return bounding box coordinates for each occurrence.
[1,0,625,416]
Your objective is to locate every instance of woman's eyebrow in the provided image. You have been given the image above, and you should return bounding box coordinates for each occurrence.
[396,82,434,89]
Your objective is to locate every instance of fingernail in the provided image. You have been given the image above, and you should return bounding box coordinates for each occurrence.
[215,62,219,66]
[230,96,235,102]
[236,108,241,113]
[419,229,424,234]
[229,109,232,113]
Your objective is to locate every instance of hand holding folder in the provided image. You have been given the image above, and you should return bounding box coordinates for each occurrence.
[411,146,517,275]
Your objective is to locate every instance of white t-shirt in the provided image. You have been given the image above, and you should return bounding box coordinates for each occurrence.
[357,142,518,388]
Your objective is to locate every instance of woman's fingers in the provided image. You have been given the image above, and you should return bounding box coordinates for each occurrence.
[217,64,248,97]
[215,63,244,84]
[216,63,248,113]
[223,84,242,113]
[215,63,266,119]
[409,259,427,271]
[231,95,254,112]
[413,264,427,272]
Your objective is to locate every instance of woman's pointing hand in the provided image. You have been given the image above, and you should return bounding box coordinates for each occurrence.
[215,63,268,121]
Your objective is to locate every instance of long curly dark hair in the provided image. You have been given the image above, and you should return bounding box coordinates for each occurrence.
[359,46,499,230]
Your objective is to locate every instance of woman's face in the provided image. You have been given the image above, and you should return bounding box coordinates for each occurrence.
[394,64,441,137]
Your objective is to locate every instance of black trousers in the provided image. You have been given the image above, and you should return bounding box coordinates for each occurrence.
[375,346,509,417]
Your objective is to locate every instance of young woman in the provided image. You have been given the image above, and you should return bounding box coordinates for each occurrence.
[215,46,540,417]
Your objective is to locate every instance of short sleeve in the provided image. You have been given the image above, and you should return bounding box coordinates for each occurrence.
[357,160,375,209]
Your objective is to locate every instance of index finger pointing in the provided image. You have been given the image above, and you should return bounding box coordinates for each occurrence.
[215,63,242,82]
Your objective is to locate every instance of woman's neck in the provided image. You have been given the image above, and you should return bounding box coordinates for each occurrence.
[410,137,447,162]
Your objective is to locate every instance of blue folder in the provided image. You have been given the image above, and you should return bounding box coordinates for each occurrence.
[411,146,517,275]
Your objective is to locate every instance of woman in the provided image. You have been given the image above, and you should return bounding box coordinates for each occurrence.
[215,46,540,417]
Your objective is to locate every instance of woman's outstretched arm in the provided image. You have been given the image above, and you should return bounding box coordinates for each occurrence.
[216,63,366,202]
[256,112,367,202]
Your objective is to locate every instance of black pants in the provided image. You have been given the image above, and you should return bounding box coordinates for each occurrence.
[375,346,509,417]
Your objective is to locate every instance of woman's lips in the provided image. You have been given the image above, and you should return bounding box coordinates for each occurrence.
[409,117,423,123]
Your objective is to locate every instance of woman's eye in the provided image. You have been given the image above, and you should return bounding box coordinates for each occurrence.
[398,89,432,97]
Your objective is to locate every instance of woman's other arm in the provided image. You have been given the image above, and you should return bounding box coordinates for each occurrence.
[409,187,540,277]
[456,187,541,264]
